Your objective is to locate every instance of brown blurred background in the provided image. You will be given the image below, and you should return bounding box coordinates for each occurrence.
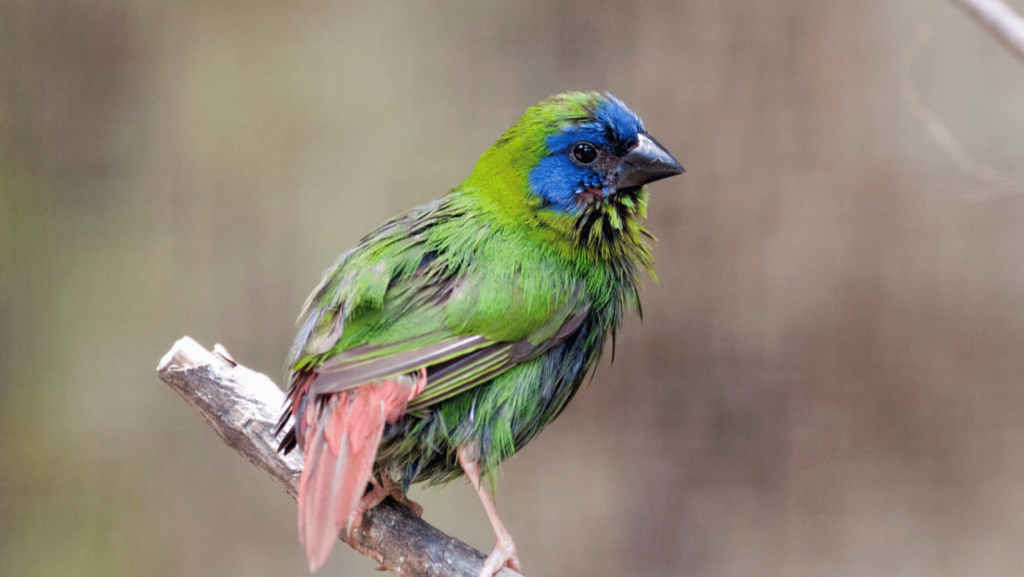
[3,1,1024,576]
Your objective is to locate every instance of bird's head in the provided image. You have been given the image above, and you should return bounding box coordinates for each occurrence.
[469,92,683,217]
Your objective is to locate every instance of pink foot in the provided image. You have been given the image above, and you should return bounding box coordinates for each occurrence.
[345,479,389,542]
[346,475,425,542]
[380,474,423,517]
[480,538,521,576]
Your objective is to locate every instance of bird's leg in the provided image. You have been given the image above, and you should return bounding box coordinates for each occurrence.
[457,446,522,577]
[346,474,425,542]
[345,477,389,542]
[380,474,423,517]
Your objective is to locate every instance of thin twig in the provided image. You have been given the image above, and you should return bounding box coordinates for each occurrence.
[948,0,1024,63]
[156,336,522,577]
[902,25,1002,185]
[902,24,1024,201]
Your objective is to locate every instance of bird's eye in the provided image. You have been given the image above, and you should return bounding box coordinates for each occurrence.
[571,141,598,165]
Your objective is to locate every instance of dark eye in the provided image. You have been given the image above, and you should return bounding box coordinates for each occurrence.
[571,141,598,165]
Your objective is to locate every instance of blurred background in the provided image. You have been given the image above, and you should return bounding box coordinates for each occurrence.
[3,1,1024,576]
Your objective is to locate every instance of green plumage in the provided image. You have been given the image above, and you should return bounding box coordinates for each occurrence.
[280,90,681,509]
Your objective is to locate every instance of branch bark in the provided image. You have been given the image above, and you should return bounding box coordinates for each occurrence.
[949,0,1024,63]
[156,336,522,577]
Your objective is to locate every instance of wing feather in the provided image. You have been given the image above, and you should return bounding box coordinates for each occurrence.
[288,194,592,417]
[406,307,589,410]
[310,334,491,395]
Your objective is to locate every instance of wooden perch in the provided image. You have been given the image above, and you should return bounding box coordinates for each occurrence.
[949,0,1024,63]
[157,336,523,577]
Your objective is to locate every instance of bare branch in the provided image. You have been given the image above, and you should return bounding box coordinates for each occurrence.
[157,336,522,577]
[949,0,1024,63]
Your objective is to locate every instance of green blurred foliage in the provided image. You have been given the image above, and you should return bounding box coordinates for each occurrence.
[3,1,1024,576]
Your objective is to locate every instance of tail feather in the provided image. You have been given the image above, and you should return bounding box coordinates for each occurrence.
[298,414,344,571]
[296,371,425,571]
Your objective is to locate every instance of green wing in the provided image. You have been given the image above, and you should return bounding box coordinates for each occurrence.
[290,195,591,411]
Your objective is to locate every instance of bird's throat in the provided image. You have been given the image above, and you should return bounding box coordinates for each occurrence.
[571,187,654,271]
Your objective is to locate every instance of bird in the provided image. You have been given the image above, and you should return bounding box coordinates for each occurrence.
[277,91,683,576]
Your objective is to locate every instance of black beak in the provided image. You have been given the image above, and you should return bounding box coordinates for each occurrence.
[616,134,684,189]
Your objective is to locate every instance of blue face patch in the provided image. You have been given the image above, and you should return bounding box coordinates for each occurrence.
[595,94,646,152]
[528,96,646,213]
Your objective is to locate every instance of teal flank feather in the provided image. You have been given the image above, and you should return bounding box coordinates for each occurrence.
[277,92,683,574]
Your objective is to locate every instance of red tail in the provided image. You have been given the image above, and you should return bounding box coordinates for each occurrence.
[297,370,425,571]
